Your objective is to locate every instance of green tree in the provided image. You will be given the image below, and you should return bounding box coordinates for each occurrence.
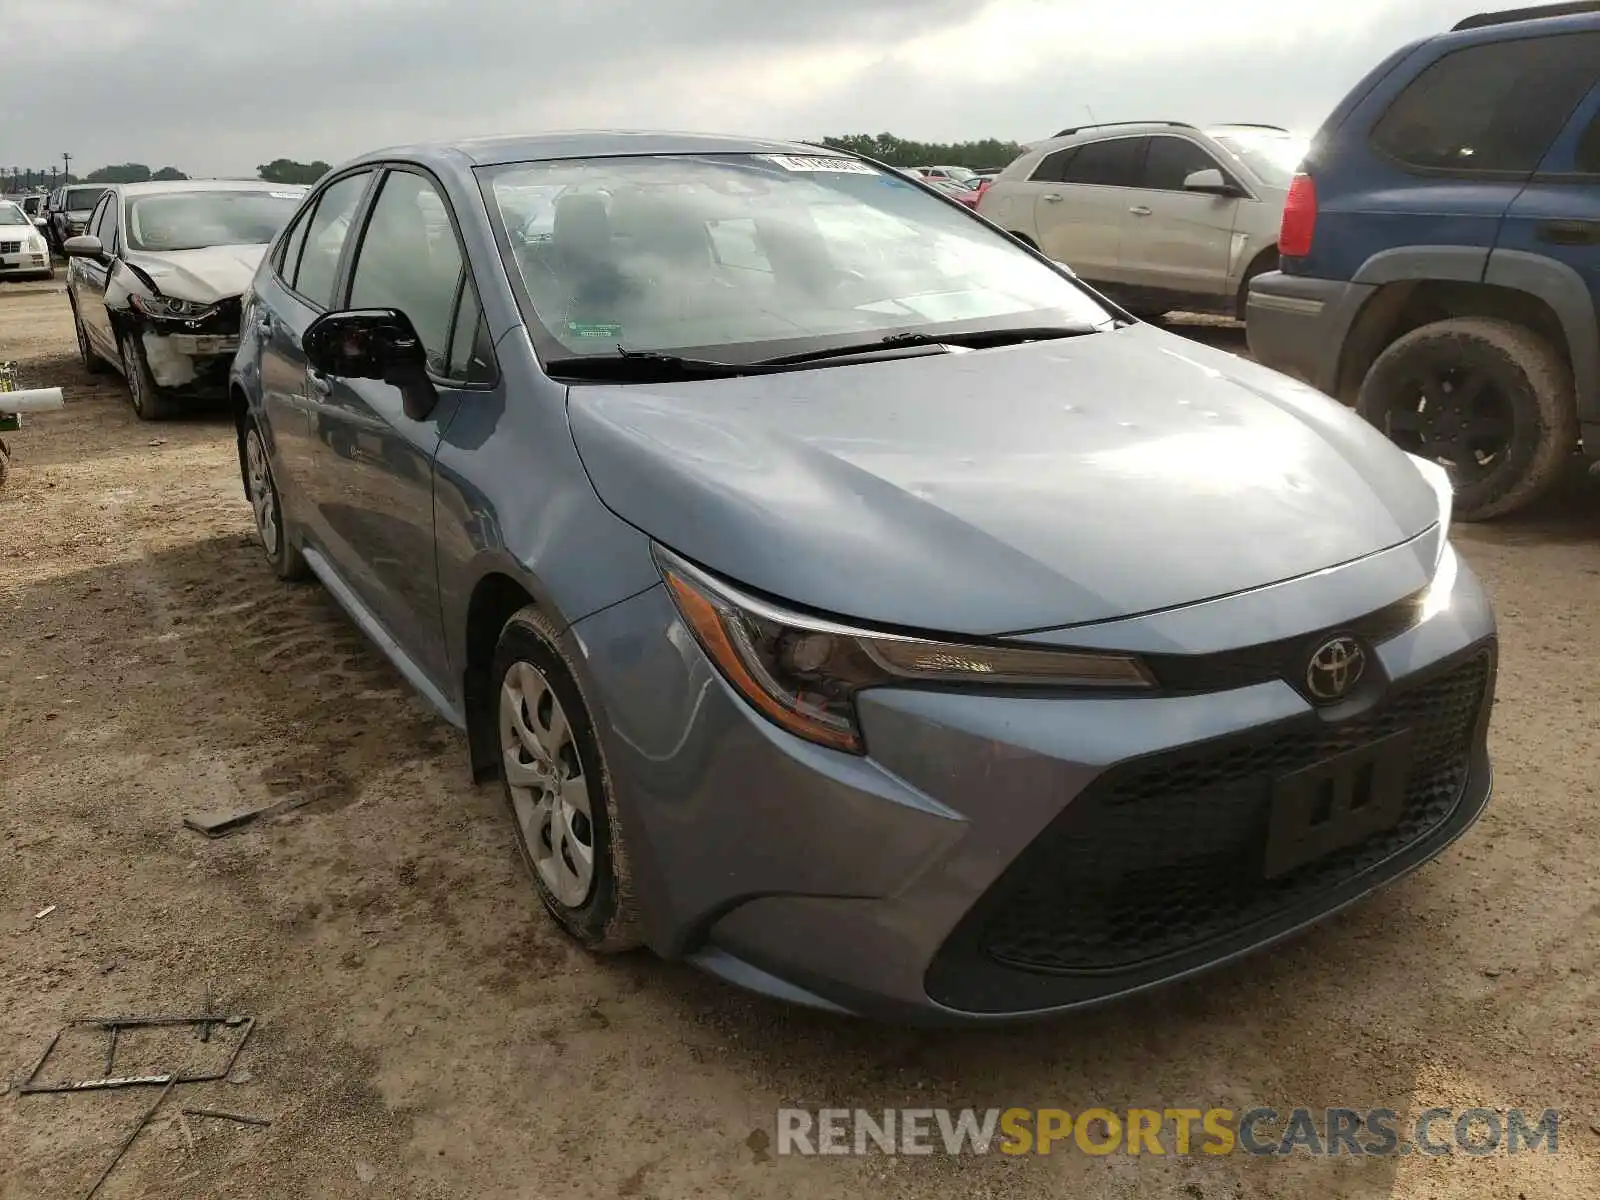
[151,166,189,181]
[257,159,331,185]
[85,163,153,183]
[815,134,1024,171]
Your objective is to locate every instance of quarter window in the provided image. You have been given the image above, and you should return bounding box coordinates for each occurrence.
[87,196,114,245]
[291,171,373,308]
[347,170,465,375]
[446,280,497,384]
[1577,114,1600,175]
[1370,33,1600,174]
[1059,138,1147,188]
[1143,137,1227,191]
[1029,147,1079,184]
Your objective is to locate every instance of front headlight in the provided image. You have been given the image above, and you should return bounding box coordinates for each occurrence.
[655,546,1153,754]
[27,234,45,251]
[130,293,218,321]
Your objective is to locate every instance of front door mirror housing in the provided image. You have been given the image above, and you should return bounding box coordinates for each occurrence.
[303,308,439,421]
[1182,168,1233,195]
[62,234,106,259]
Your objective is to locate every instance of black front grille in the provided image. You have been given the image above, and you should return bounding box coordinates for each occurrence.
[0,241,21,254]
[975,651,1490,976]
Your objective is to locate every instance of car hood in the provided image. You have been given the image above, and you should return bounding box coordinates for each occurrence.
[126,244,267,304]
[0,222,37,237]
[567,325,1441,636]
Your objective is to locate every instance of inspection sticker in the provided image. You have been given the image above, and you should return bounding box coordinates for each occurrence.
[566,321,623,339]
[269,192,304,200]
[763,155,877,175]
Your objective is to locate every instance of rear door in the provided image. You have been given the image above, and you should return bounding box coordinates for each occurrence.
[1118,134,1241,307]
[1496,81,1600,323]
[1033,136,1147,284]
[252,170,378,537]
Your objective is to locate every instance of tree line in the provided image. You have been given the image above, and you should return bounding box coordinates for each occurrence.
[816,134,1025,170]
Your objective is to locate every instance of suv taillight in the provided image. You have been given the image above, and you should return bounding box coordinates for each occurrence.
[1279,172,1317,258]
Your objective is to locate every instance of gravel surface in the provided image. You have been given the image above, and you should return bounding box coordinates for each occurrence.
[3,284,1598,1198]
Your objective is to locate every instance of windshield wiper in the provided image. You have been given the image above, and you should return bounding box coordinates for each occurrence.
[543,347,756,381]
[755,324,1100,367]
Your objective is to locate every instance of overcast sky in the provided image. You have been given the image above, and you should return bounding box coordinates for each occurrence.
[3,0,1482,179]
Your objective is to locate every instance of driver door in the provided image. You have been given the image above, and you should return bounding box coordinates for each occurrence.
[68,192,119,359]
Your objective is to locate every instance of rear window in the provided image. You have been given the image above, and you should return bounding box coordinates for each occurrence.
[1370,32,1600,174]
[65,187,109,211]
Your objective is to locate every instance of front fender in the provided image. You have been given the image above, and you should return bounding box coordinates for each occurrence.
[1484,248,1600,425]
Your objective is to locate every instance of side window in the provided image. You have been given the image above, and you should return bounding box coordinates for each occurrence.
[1060,138,1147,188]
[1370,32,1600,174]
[292,171,373,308]
[446,280,497,384]
[1143,137,1227,191]
[275,206,311,285]
[87,196,113,243]
[347,170,465,374]
[99,197,122,254]
[1030,147,1079,184]
[1577,114,1600,175]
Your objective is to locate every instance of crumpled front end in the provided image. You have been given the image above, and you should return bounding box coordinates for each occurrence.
[122,295,244,393]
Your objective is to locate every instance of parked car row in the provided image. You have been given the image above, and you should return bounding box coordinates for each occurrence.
[36,0,1587,1021]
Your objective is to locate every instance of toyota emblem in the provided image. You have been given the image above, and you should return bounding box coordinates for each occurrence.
[1306,636,1366,701]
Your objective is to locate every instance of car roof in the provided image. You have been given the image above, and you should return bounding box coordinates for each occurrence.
[111,179,307,197]
[345,129,841,170]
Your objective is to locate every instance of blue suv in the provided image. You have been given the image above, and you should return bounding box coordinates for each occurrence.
[1247,3,1600,519]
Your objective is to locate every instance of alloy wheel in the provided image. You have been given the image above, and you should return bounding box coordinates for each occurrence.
[1382,364,1513,486]
[499,659,595,909]
[245,427,280,557]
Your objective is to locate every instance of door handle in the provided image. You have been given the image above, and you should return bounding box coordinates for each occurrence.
[1535,219,1600,246]
[306,369,333,398]
[1129,205,1153,216]
[1043,193,1064,203]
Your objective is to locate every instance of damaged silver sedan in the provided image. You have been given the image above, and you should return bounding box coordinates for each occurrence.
[64,181,306,419]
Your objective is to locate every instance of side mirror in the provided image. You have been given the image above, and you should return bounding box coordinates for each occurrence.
[1182,168,1232,195]
[33,216,48,229]
[62,234,105,259]
[303,308,439,421]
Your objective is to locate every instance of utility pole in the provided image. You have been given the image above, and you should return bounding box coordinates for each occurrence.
[62,152,72,183]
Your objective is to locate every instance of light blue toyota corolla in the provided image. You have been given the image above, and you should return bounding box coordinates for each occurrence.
[229,131,1495,1023]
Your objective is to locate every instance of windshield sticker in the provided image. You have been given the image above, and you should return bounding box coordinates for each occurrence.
[268,192,303,200]
[762,155,877,175]
[566,321,623,339]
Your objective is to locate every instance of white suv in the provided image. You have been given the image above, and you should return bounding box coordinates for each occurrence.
[978,122,1307,320]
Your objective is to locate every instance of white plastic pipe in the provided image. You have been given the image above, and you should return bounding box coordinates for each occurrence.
[0,386,65,412]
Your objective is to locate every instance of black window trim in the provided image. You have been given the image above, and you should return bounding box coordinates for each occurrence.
[1031,133,1254,198]
[272,166,381,312]
[338,162,500,390]
[1364,30,1600,181]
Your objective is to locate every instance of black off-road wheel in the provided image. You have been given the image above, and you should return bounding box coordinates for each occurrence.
[1357,317,1576,521]
[492,604,641,953]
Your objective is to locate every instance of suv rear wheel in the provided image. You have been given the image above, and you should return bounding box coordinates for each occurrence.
[1357,317,1576,521]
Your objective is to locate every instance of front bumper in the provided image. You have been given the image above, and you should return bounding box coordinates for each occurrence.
[1245,270,1375,400]
[0,247,51,276]
[567,542,1496,1024]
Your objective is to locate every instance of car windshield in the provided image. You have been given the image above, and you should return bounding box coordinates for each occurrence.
[485,152,1114,363]
[66,187,109,211]
[127,190,304,252]
[1210,131,1309,188]
[0,201,27,226]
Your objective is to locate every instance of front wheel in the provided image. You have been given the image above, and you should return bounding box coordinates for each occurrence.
[493,605,641,953]
[119,330,180,420]
[1357,317,1577,521]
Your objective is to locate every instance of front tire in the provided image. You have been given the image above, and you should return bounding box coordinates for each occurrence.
[120,330,180,420]
[493,605,641,953]
[1357,317,1576,521]
[243,420,308,581]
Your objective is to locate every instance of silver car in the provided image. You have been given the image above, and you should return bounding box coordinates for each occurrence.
[979,121,1308,319]
[230,131,1494,1024]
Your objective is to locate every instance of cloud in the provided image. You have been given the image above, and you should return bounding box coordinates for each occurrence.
[0,0,1470,178]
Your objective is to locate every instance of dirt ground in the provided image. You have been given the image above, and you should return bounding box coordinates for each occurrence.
[3,279,1599,1200]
